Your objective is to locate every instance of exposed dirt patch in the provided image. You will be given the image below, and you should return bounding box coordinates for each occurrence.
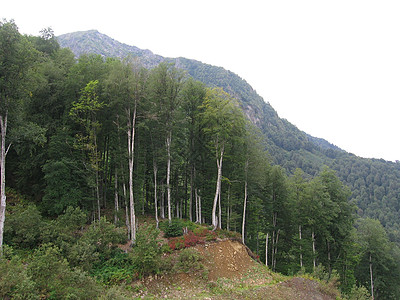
[131,239,338,299]
[195,239,258,280]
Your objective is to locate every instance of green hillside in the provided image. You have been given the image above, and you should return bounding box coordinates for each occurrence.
[59,30,400,243]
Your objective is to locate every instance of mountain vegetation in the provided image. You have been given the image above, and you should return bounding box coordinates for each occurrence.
[59,29,400,245]
[0,20,399,298]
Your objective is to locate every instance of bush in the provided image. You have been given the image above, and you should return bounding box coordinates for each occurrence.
[67,217,126,271]
[4,204,44,249]
[345,285,371,300]
[0,255,38,299]
[92,250,136,285]
[27,243,101,299]
[160,218,198,238]
[160,219,185,237]
[131,223,163,277]
[168,236,185,250]
[41,206,87,249]
[173,248,204,273]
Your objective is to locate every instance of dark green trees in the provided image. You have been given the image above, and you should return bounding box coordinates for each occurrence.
[0,20,38,254]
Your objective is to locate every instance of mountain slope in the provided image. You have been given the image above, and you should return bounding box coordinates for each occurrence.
[58,30,400,243]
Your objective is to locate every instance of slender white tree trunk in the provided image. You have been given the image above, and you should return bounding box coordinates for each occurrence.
[0,114,8,255]
[218,188,222,229]
[212,145,224,229]
[121,172,130,239]
[189,167,193,222]
[265,233,269,266]
[198,192,202,225]
[273,229,280,271]
[227,185,231,231]
[195,188,199,223]
[127,104,136,243]
[242,160,249,244]
[166,131,172,223]
[153,160,159,228]
[312,229,316,270]
[114,167,119,225]
[160,187,165,219]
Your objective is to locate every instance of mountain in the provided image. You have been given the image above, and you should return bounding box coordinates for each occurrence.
[58,30,400,243]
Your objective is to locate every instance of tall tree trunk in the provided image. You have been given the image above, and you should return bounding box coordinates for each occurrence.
[312,229,316,270]
[123,181,130,239]
[212,144,224,229]
[273,229,280,271]
[189,166,194,222]
[242,160,249,244]
[0,114,8,255]
[160,186,165,219]
[94,134,101,221]
[370,252,375,300]
[198,192,202,225]
[153,160,159,228]
[166,130,172,223]
[265,233,269,267]
[218,187,222,229]
[127,104,137,243]
[227,185,231,231]
[114,167,119,225]
[195,188,199,223]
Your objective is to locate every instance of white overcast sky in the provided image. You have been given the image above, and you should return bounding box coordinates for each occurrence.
[3,0,400,161]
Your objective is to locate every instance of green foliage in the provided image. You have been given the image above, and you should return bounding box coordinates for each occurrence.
[92,250,135,285]
[345,285,371,300]
[130,223,162,277]
[4,204,44,249]
[160,218,197,238]
[3,22,400,298]
[0,255,38,299]
[173,248,205,273]
[27,243,101,299]
[67,217,126,271]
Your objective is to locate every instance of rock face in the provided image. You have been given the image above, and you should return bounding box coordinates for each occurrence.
[58,30,164,68]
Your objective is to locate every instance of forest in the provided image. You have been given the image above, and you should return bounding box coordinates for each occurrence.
[1,20,400,299]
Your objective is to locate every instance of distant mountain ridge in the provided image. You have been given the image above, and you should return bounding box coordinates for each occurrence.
[57,30,400,243]
[58,30,164,68]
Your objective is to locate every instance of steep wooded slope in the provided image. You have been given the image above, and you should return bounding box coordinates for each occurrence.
[58,30,400,242]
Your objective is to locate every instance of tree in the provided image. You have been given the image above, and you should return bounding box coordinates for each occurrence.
[148,62,184,223]
[70,80,105,221]
[105,59,147,242]
[355,218,400,299]
[0,20,36,254]
[181,78,206,222]
[201,87,246,229]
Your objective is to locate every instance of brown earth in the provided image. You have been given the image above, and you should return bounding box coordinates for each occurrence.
[131,239,339,299]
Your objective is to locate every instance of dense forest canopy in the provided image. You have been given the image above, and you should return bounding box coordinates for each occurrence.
[58,29,400,246]
[0,20,399,299]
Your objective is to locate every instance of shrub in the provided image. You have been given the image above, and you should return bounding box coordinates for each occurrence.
[4,204,44,249]
[168,236,185,250]
[346,285,371,300]
[92,250,135,285]
[27,243,101,299]
[0,254,38,299]
[173,248,204,273]
[193,227,209,237]
[131,223,163,277]
[160,218,198,238]
[161,218,185,237]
